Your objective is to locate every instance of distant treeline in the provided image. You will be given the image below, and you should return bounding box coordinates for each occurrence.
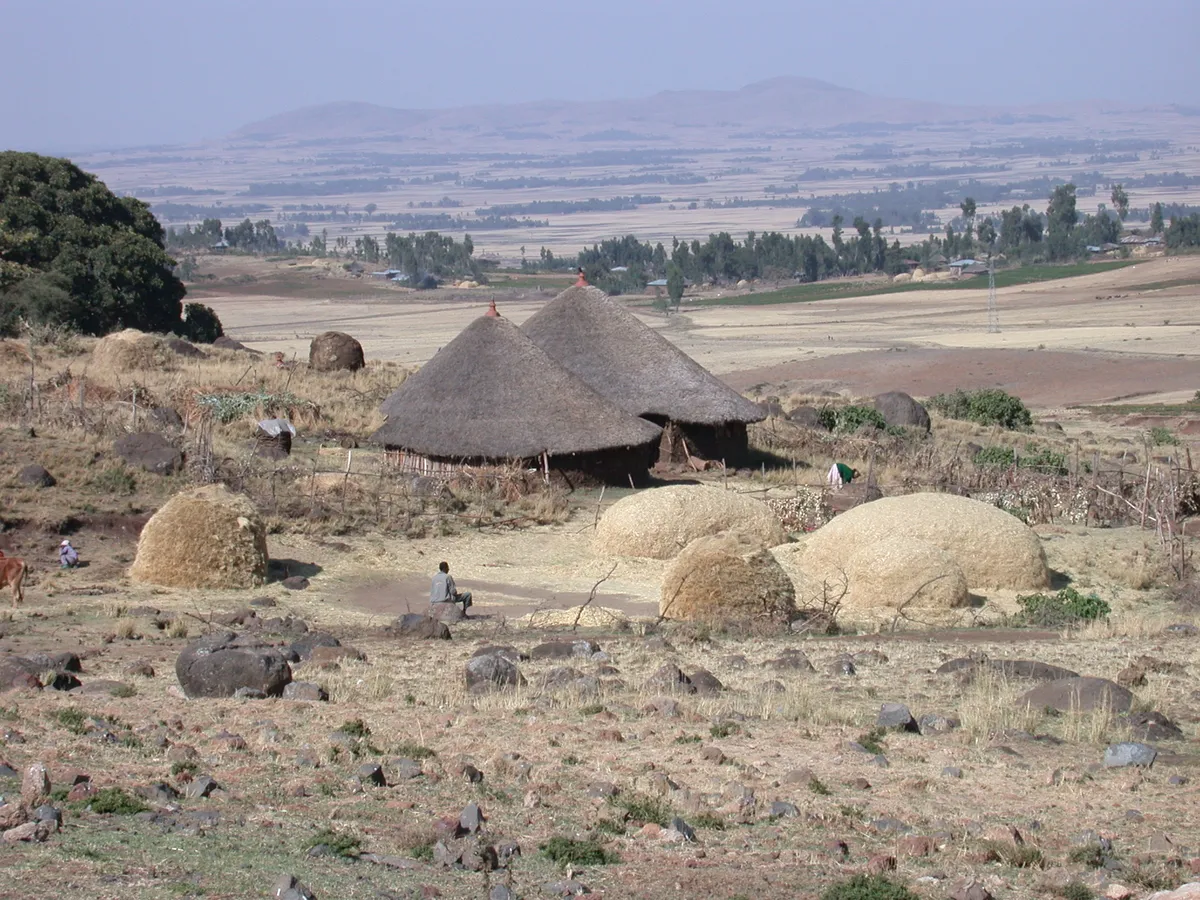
[152,202,271,221]
[462,173,706,189]
[959,137,1169,158]
[476,195,661,216]
[387,213,545,231]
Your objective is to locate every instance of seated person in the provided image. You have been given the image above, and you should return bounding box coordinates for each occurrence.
[429,561,472,615]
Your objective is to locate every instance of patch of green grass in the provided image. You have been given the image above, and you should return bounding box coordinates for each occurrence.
[579,703,606,716]
[540,836,619,867]
[709,722,742,739]
[336,718,371,739]
[409,843,434,861]
[53,708,88,735]
[981,840,1045,868]
[1055,881,1095,900]
[306,827,362,859]
[171,761,199,777]
[594,818,626,836]
[692,812,728,830]
[808,776,832,796]
[673,734,702,744]
[856,728,886,755]
[1015,587,1110,627]
[88,787,149,815]
[561,754,581,766]
[820,874,921,900]
[1149,426,1180,445]
[392,742,436,759]
[1124,865,1176,891]
[110,683,137,699]
[611,791,673,827]
[838,804,865,821]
[90,466,137,495]
[1067,844,1110,869]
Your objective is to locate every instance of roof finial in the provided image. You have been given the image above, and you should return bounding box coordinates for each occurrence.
[485,297,499,317]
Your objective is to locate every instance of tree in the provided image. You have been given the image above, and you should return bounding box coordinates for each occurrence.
[1046,183,1080,261]
[0,151,188,337]
[666,263,684,311]
[960,197,977,249]
[179,302,223,343]
[1110,184,1129,222]
[1150,202,1165,235]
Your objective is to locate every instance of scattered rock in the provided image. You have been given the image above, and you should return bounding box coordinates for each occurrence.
[827,655,856,676]
[644,663,695,694]
[769,801,799,818]
[176,632,292,699]
[123,662,155,678]
[17,464,55,487]
[21,764,50,807]
[1104,742,1158,769]
[289,632,341,661]
[898,835,936,857]
[309,331,365,373]
[273,874,317,900]
[1117,664,1147,688]
[0,658,42,692]
[940,657,1078,682]
[768,649,814,672]
[919,713,961,734]
[877,702,920,733]
[942,766,964,779]
[530,640,599,660]
[687,668,724,694]
[113,432,183,475]
[388,614,452,640]
[184,776,219,799]
[1127,711,1184,741]
[280,576,309,591]
[358,764,386,787]
[459,802,484,835]
[282,682,328,702]
[949,878,994,900]
[669,816,696,842]
[874,391,931,432]
[543,879,589,897]
[464,652,524,692]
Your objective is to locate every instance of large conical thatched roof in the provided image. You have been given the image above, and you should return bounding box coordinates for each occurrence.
[371,312,661,459]
[521,285,765,425]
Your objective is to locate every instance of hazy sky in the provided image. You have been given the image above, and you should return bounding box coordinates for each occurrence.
[4,0,1198,151]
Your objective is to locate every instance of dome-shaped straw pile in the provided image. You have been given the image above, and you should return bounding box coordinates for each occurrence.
[660,532,796,629]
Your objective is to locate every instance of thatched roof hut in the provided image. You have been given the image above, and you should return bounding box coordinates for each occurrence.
[371,307,661,481]
[521,286,764,463]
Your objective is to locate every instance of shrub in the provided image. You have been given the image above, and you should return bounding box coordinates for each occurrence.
[1149,426,1179,446]
[820,874,920,900]
[540,836,619,867]
[855,727,886,755]
[929,388,1032,429]
[1015,587,1110,627]
[1055,883,1094,900]
[306,827,362,859]
[392,742,436,759]
[825,405,888,433]
[88,787,149,815]
[981,840,1045,868]
[53,708,88,735]
[337,718,370,739]
[611,791,672,827]
[1019,446,1068,475]
[974,446,1015,467]
[177,302,224,343]
[91,466,137,495]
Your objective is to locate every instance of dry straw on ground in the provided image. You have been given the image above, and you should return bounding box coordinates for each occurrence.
[129,483,268,588]
[660,531,797,627]
[91,329,178,372]
[595,484,787,559]
[801,492,1049,591]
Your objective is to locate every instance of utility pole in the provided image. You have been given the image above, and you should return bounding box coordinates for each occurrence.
[987,254,999,334]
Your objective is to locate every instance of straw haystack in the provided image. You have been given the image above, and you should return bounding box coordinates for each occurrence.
[800,493,1048,591]
[92,329,175,372]
[595,484,786,559]
[521,285,764,461]
[130,484,268,589]
[796,535,969,611]
[660,532,796,628]
[372,309,661,478]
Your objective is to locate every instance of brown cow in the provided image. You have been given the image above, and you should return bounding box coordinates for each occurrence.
[0,557,26,607]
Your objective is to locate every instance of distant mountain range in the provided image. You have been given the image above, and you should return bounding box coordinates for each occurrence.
[230,76,1033,142]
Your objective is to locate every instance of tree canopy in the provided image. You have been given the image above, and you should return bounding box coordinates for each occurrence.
[0,151,189,337]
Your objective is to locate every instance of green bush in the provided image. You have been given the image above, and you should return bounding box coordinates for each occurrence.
[820,874,920,900]
[89,787,149,815]
[540,836,619,867]
[974,446,1015,467]
[610,791,672,827]
[53,707,88,735]
[1019,446,1068,475]
[834,405,887,433]
[306,827,362,859]
[90,466,137,495]
[1015,587,1110,627]
[177,302,224,344]
[1149,426,1179,446]
[929,388,1032,429]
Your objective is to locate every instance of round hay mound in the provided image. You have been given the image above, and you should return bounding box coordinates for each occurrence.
[309,331,365,372]
[130,484,268,589]
[92,329,175,372]
[661,532,796,628]
[596,485,786,559]
[798,535,968,610]
[801,493,1048,591]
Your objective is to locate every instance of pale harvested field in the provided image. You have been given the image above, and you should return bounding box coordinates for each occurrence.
[201,255,1200,405]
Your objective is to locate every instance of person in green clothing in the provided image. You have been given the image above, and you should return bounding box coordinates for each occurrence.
[826,462,858,489]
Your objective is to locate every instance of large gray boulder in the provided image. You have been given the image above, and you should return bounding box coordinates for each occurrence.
[309,331,364,373]
[874,391,931,433]
[1017,676,1132,714]
[175,631,292,698]
[17,465,56,487]
[113,432,183,475]
[387,614,451,640]
[464,651,525,692]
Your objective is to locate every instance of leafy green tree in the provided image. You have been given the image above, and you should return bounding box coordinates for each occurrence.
[666,263,684,310]
[0,151,187,337]
[179,302,223,343]
[1046,183,1080,260]
[1110,184,1129,222]
[1150,202,1164,235]
[960,197,977,249]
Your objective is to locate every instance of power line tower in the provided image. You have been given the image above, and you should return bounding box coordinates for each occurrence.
[986,255,1000,333]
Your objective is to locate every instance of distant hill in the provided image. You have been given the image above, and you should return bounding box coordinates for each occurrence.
[230,76,994,142]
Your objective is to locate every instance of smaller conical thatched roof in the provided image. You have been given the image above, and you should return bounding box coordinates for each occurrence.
[521,285,765,426]
[371,312,661,459]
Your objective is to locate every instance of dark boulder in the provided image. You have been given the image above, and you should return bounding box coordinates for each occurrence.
[387,614,451,640]
[874,391,931,432]
[175,631,292,699]
[786,405,825,429]
[113,432,182,475]
[17,465,55,488]
[464,651,524,692]
[1017,676,1133,714]
[148,407,184,430]
[165,338,205,358]
[309,331,365,373]
[289,632,341,661]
